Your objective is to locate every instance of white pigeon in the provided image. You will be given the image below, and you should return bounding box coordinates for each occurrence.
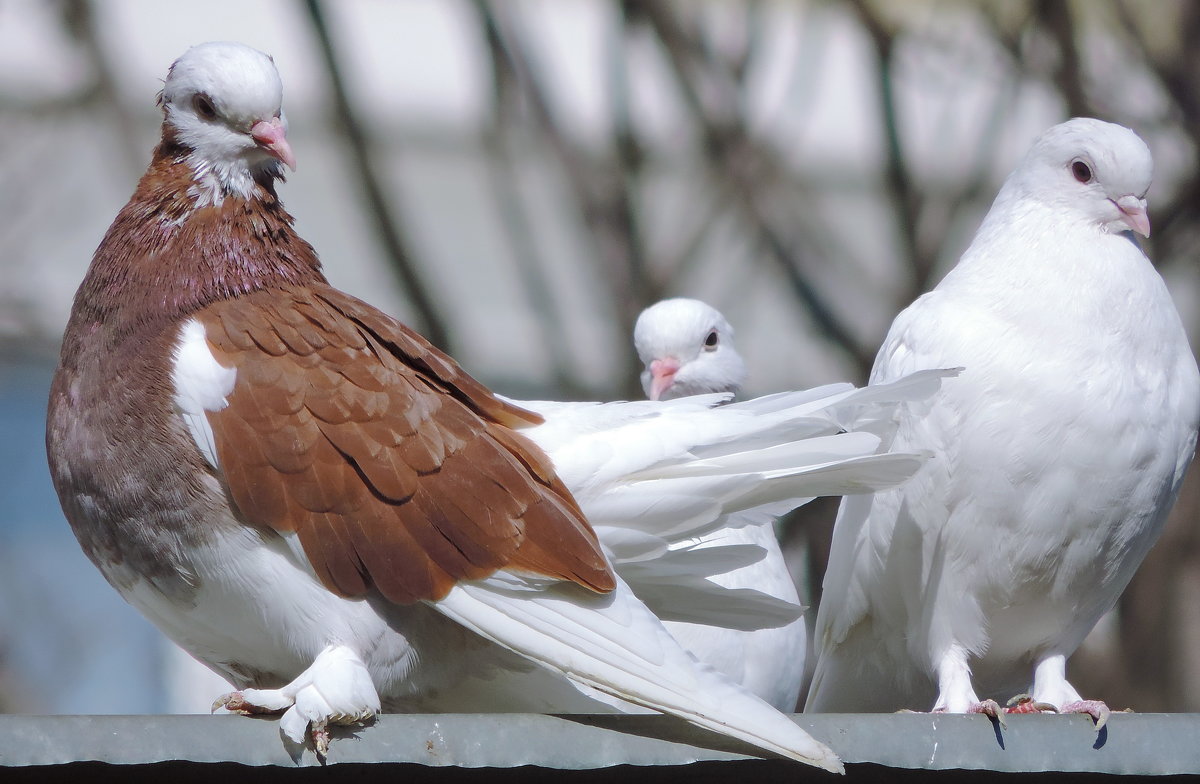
[439,371,953,718]
[629,297,805,710]
[806,118,1200,725]
[634,298,748,401]
[48,41,962,773]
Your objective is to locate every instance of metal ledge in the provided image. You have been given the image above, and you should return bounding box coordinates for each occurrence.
[0,713,1196,780]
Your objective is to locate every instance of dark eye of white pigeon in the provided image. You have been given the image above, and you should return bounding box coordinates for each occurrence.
[1071,159,1093,184]
[704,330,719,350]
[192,94,218,121]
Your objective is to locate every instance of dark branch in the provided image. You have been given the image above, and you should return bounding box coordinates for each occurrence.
[303,0,452,351]
[640,0,872,374]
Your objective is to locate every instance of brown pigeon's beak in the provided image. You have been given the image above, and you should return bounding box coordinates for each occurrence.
[1113,194,1150,238]
[648,357,681,401]
[251,117,297,171]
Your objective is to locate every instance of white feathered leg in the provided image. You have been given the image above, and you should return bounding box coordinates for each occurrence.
[932,644,1003,723]
[214,644,381,755]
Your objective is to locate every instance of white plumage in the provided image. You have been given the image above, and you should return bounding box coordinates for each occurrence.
[806,118,1200,722]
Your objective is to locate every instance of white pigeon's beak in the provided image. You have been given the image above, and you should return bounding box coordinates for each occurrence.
[251,117,297,171]
[648,357,681,401]
[1113,194,1150,238]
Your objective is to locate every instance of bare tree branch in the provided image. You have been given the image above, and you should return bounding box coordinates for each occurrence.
[639,0,873,374]
[474,0,650,396]
[67,0,143,175]
[478,33,589,398]
[844,0,932,303]
[1034,0,1091,118]
[303,0,452,351]
[1115,0,1200,247]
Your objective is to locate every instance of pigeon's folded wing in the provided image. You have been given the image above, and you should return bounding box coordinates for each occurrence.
[193,287,616,604]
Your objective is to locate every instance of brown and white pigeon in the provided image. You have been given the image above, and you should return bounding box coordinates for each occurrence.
[44,42,946,768]
[47,40,866,768]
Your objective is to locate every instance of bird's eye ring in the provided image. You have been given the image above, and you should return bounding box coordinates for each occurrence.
[193,94,217,120]
[704,330,719,349]
[1071,160,1093,184]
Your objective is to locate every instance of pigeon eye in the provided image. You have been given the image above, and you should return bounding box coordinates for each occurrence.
[193,94,217,120]
[704,330,719,350]
[1071,160,1093,184]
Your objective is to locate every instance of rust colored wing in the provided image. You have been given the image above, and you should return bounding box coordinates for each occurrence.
[197,285,615,604]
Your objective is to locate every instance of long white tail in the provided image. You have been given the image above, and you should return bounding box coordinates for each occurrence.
[514,368,958,631]
[434,573,844,772]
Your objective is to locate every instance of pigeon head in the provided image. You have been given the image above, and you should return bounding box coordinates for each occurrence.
[1009,117,1153,238]
[160,42,296,205]
[634,298,748,401]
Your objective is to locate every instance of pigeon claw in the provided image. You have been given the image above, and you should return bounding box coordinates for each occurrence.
[967,698,1006,729]
[301,707,377,760]
[1005,694,1058,715]
[212,691,288,716]
[311,718,332,759]
[1059,699,1112,731]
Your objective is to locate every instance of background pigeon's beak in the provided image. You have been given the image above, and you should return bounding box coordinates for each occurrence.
[1114,194,1150,238]
[251,118,297,171]
[648,357,681,401]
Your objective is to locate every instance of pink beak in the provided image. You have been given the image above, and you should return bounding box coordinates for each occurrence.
[1114,194,1150,238]
[251,117,297,171]
[648,357,681,401]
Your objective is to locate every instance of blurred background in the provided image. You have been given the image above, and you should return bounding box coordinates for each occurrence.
[2,0,1199,714]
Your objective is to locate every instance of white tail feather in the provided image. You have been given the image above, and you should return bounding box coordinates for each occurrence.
[435,574,844,772]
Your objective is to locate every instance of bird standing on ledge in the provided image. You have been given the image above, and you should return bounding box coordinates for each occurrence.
[807,118,1200,725]
[47,41,868,769]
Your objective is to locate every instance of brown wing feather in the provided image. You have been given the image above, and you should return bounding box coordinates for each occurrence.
[198,286,614,604]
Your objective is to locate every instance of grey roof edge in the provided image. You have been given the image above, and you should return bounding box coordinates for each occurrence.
[0,713,1195,775]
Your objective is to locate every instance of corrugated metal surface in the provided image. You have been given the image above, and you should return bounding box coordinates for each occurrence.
[0,712,1193,780]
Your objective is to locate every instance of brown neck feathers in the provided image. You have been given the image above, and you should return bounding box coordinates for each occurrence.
[68,138,326,344]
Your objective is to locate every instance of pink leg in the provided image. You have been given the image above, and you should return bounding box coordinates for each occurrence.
[311,719,332,757]
[1059,699,1112,730]
[967,699,1006,728]
[1005,694,1058,715]
[923,698,1007,728]
[212,691,287,716]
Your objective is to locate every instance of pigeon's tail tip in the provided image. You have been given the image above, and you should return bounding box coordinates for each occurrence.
[791,745,845,774]
[699,705,843,772]
[779,742,844,774]
[821,754,847,775]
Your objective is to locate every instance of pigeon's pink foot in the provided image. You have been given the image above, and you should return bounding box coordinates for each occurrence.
[1005,694,1058,715]
[928,699,1007,728]
[311,719,333,757]
[209,647,381,759]
[1059,699,1112,730]
[966,698,1006,728]
[212,691,288,716]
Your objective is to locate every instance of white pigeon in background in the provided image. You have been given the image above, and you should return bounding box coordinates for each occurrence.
[806,118,1200,725]
[629,297,806,710]
[634,298,748,401]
